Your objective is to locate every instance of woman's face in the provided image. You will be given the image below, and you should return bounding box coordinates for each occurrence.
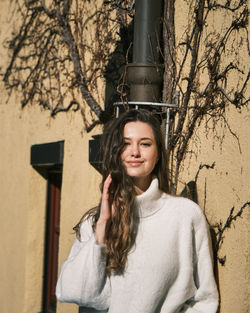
[121,121,159,188]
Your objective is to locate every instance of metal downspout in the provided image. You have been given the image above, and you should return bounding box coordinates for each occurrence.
[127,0,163,103]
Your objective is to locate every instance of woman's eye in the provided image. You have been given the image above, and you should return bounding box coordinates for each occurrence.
[141,142,151,147]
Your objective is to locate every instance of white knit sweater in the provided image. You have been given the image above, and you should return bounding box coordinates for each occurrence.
[56,178,218,313]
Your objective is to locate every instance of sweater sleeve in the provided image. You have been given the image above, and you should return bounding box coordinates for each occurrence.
[56,218,111,310]
[181,207,219,313]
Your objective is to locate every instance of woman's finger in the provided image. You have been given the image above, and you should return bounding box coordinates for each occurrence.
[95,174,114,243]
[102,174,112,200]
[99,174,113,222]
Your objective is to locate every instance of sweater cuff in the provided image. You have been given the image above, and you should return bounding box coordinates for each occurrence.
[92,234,107,259]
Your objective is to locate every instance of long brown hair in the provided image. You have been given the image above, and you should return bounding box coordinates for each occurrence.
[74,109,169,275]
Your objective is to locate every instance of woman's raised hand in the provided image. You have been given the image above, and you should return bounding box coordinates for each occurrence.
[99,174,114,222]
[95,174,114,244]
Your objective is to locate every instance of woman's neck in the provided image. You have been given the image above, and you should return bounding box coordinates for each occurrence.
[133,176,152,194]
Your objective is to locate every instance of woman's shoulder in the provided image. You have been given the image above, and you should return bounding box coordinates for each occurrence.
[161,192,206,222]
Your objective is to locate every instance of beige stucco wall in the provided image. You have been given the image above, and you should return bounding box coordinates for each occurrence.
[0,87,103,313]
[175,2,250,312]
[0,3,103,313]
[175,2,250,311]
[179,105,250,313]
[0,1,249,313]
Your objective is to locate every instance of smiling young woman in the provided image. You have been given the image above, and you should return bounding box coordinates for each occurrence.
[56,109,218,313]
[121,121,159,193]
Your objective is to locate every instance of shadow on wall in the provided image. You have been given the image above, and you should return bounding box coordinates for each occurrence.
[102,22,134,122]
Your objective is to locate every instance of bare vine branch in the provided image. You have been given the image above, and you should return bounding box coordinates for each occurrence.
[162,0,249,193]
[213,202,250,265]
[3,0,133,127]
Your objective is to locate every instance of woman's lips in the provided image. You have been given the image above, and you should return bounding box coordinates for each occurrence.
[127,161,143,166]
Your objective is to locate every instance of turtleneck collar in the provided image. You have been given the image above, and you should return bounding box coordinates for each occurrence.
[133,178,164,218]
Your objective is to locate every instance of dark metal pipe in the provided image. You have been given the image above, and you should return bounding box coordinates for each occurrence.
[127,0,163,103]
[133,0,163,64]
[127,63,163,102]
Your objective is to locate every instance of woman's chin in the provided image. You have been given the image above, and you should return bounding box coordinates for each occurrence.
[125,169,144,178]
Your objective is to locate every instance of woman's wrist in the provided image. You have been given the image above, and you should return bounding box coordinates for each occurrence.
[95,220,107,244]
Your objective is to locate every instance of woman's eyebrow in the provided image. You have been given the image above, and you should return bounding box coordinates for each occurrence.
[140,137,153,141]
[123,137,153,141]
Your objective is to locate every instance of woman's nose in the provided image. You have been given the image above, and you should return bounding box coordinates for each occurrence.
[130,144,140,157]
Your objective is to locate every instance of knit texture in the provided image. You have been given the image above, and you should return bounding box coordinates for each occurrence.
[56,178,218,313]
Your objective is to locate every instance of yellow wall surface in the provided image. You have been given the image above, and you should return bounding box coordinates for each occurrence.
[0,88,103,313]
[0,1,249,313]
[175,1,250,312]
[0,3,103,312]
[179,105,250,313]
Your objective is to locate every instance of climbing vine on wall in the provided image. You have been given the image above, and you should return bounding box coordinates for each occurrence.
[162,0,249,193]
[3,0,248,187]
[3,0,134,130]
